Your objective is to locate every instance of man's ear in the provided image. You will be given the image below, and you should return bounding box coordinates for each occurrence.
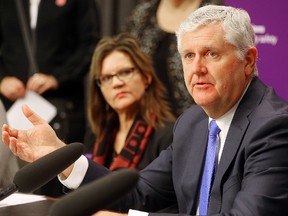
[245,47,258,76]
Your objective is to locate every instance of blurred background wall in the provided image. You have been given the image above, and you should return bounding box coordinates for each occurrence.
[224,0,288,101]
[95,0,141,36]
[95,0,288,100]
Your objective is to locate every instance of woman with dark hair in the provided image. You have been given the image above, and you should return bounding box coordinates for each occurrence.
[85,32,175,171]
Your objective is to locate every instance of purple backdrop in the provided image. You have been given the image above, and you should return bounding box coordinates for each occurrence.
[224,0,288,100]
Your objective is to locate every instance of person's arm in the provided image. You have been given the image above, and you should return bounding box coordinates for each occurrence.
[58,155,89,189]
[2,104,66,166]
[1,105,109,190]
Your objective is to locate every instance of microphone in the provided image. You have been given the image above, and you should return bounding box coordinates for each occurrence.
[49,168,139,216]
[0,142,84,201]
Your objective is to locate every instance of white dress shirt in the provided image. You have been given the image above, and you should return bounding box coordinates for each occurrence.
[29,0,41,29]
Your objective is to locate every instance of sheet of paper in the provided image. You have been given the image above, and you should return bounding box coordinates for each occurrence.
[0,192,47,208]
[7,91,57,130]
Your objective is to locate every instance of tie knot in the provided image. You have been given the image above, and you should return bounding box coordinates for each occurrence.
[209,120,220,136]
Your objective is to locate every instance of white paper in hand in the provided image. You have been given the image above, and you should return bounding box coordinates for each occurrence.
[7,91,57,130]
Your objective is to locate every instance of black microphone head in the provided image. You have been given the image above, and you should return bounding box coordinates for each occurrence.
[13,142,84,193]
[49,168,139,216]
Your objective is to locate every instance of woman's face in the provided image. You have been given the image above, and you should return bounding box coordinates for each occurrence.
[99,51,151,115]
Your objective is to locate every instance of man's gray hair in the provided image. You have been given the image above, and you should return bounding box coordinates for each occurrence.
[176,5,258,76]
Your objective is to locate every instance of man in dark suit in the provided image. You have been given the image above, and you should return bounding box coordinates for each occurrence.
[0,0,100,198]
[0,0,100,143]
[2,5,288,216]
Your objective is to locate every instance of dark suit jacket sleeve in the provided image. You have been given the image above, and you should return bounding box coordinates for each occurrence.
[80,159,110,185]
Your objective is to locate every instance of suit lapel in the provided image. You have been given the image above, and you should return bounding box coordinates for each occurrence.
[217,78,266,180]
[209,78,267,213]
[215,116,249,182]
[181,114,208,214]
[187,117,209,214]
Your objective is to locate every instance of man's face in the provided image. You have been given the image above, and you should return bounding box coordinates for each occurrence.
[179,23,255,118]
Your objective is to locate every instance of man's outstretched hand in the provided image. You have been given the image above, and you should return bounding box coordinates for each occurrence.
[2,104,65,162]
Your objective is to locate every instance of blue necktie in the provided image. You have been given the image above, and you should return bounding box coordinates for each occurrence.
[199,120,220,215]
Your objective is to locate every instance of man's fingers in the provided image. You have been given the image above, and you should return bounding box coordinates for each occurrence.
[8,137,18,155]
[2,124,9,134]
[2,124,17,144]
[22,104,47,125]
[2,130,10,145]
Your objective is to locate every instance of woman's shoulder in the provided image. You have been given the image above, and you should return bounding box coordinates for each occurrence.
[152,120,174,142]
[156,119,175,130]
